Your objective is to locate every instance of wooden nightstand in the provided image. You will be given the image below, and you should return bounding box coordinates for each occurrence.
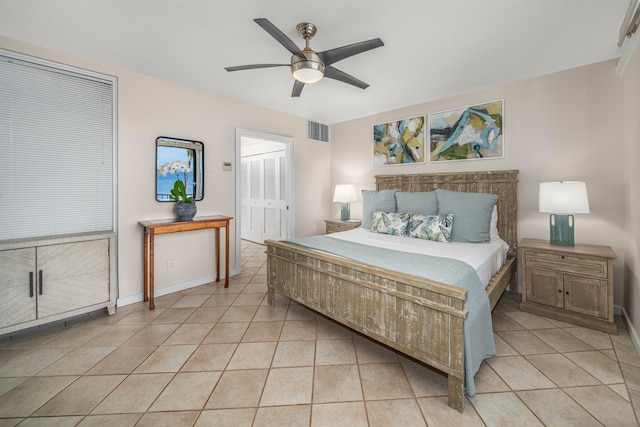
[519,238,617,334]
[324,218,361,234]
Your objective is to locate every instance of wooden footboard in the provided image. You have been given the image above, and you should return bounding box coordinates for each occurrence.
[267,239,469,411]
[266,170,519,412]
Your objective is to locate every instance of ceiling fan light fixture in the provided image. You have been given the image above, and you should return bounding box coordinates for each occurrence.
[225,19,383,97]
[291,52,325,83]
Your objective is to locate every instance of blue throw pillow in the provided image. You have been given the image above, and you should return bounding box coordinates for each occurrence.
[435,189,498,243]
[361,189,399,229]
[395,191,438,216]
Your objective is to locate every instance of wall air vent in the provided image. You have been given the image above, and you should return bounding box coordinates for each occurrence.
[307,120,329,143]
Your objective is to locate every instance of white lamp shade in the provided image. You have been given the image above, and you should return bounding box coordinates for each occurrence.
[539,181,590,214]
[333,184,357,203]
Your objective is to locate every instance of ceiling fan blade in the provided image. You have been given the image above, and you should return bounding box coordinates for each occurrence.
[318,39,384,65]
[324,66,369,89]
[318,38,384,66]
[225,64,289,72]
[254,18,304,58]
[292,80,305,97]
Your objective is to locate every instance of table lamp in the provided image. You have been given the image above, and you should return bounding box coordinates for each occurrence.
[539,181,590,246]
[333,184,357,221]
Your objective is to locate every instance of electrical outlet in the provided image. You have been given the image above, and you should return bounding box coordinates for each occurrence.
[167,259,176,271]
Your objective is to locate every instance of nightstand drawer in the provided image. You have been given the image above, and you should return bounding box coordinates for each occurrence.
[325,219,361,234]
[525,252,608,279]
[328,223,354,233]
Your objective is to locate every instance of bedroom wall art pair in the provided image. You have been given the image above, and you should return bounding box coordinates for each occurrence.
[373,99,504,166]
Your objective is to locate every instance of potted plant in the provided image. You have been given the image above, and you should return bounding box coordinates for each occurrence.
[170,179,197,221]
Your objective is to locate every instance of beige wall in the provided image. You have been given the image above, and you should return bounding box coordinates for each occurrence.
[1,33,635,328]
[622,46,640,339]
[0,36,332,304]
[331,60,627,304]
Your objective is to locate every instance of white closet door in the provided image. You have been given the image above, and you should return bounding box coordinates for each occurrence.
[262,151,288,242]
[240,157,263,243]
[240,150,288,244]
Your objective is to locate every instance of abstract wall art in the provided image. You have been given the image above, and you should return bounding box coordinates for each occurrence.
[429,100,504,162]
[373,116,426,166]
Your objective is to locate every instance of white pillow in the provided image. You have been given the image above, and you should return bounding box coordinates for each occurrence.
[490,205,499,240]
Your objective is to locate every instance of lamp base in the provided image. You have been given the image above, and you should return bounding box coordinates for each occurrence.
[340,203,351,221]
[549,214,575,246]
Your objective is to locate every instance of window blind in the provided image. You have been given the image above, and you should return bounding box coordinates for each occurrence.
[0,52,116,240]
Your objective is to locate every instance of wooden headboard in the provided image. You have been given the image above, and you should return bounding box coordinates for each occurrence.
[376,170,519,255]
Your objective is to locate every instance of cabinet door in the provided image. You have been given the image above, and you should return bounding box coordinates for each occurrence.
[525,267,563,308]
[37,239,110,318]
[564,275,608,319]
[0,248,37,328]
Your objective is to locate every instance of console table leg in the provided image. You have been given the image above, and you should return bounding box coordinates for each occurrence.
[149,233,155,310]
[215,228,220,283]
[225,225,230,288]
[143,230,149,302]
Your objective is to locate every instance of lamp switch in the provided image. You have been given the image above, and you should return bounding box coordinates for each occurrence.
[223,161,232,171]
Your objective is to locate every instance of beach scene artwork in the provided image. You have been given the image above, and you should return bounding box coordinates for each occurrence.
[156,146,195,201]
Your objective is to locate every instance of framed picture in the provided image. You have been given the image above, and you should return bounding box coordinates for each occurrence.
[429,99,504,162]
[155,136,204,202]
[373,116,426,166]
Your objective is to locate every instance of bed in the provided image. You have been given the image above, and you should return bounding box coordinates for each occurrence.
[266,170,518,412]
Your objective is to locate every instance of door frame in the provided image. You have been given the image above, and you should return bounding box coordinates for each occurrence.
[235,129,295,270]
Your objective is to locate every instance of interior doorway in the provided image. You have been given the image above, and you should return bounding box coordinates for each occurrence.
[235,129,295,269]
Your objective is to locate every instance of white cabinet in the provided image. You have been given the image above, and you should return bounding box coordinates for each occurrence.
[0,232,116,335]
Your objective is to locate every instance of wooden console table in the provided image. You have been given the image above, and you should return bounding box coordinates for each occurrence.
[139,215,232,310]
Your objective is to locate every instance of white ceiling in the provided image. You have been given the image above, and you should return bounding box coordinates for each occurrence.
[0,0,630,124]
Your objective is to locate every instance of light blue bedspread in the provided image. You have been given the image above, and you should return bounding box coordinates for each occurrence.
[283,235,495,396]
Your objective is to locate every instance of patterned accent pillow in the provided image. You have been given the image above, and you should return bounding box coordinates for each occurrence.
[408,213,454,243]
[371,211,410,236]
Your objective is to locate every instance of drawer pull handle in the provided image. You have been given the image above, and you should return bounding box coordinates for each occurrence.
[39,270,43,295]
[561,256,565,259]
[29,272,34,298]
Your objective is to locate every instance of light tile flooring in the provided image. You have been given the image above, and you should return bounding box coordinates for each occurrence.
[1,240,640,426]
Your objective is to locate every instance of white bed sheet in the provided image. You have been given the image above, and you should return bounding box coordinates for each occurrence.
[327,228,509,288]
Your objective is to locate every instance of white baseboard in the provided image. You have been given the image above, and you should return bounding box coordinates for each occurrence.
[620,305,640,353]
[117,268,240,307]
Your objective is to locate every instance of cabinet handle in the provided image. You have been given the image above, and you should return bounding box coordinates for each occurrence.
[566,291,569,295]
[558,289,562,293]
[561,256,565,259]
[39,270,43,295]
[29,272,34,298]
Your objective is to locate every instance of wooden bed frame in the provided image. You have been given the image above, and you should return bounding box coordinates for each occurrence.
[266,170,518,412]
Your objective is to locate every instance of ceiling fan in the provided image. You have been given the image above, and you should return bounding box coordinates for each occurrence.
[224,18,384,97]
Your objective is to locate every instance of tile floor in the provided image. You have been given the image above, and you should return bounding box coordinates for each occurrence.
[1,240,640,426]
